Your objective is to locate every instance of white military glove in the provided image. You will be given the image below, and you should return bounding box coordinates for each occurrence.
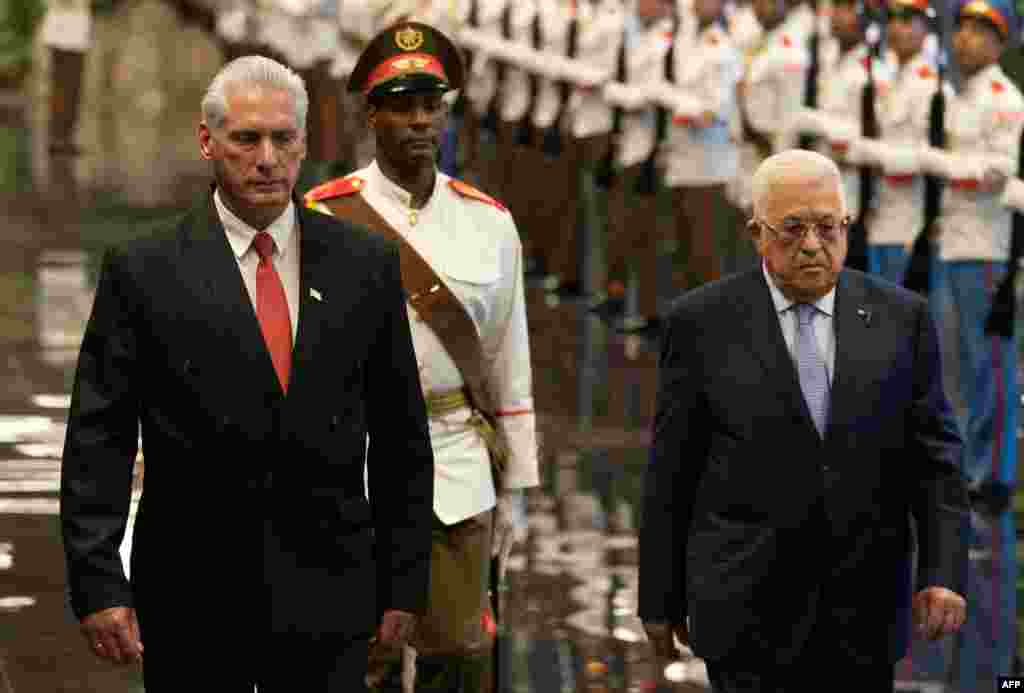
[492,490,527,580]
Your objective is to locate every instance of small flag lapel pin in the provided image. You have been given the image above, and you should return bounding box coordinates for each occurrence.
[310,288,323,302]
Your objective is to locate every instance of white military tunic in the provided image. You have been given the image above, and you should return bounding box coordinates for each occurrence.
[815,41,895,218]
[730,11,810,207]
[661,22,741,187]
[567,0,626,139]
[464,0,509,116]
[315,162,540,524]
[602,13,675,169]
[851,52,938,247]
[932,64,1024,262]
[530,0,576,130]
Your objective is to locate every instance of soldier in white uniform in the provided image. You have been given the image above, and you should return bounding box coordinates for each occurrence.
[796,0,894,220]
[730,0,810,211]
[40,0,92,195]
[661,0,743,287]
[846,0,939,283]
[917,0,1024,493]
[602,0,675,325]
[305,22,539,693]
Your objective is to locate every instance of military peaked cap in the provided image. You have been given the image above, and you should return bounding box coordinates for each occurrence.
[348,22,465,98]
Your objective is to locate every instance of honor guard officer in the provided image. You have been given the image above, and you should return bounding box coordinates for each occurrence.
[555,0,627,297]
[39,0,91,197]
[661,0,743,288]
[730,0,810,212]
[800,0,895,220]
[918,0,1024,491]
[846,0,940,283]
[521,0,580,286]
[602,0,675,326]
[305,22,540,693]
[461,0,508,192]
[916,0,1024,678]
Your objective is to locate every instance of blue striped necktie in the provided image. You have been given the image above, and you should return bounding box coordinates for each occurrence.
[793,303,829,438]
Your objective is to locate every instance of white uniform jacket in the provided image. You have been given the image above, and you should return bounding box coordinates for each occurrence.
[730,11,809,207]
[602,14,676,168]
[809,41,894,218]
[849,52,939,247]
[927,64,1024,262]
[661,22,741,187]
[464,0,509,116]
[313,162,541,524]
[567,0,627,139]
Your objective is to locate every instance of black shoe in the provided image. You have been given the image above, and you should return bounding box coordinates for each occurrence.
[588,295,626,320]
[968,479,1013,517]
[550,279,589,300]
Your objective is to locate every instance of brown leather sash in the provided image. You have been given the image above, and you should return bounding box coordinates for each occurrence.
[320,192,508,478]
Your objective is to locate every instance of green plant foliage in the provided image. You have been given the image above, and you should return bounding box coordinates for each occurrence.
[90,0,122,15]
[0,0,46,81]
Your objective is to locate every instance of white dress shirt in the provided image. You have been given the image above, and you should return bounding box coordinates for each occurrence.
[214,190,300,342]
[344,161,541,524]
[763,262,836,384]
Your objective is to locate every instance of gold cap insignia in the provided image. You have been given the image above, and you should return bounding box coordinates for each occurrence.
[395,26,424,51]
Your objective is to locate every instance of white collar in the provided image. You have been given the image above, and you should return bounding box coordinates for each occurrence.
[366,160,443,213]
[762,261,836,317]
[214,189,296,260]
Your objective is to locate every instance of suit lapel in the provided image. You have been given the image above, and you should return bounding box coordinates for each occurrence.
[824,271,871,445]
[287,206,327,399]
[741,269,822,443]
[182,193,283,398]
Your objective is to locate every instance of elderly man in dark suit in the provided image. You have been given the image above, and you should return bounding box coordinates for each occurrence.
[59,55,434,692]
[639,149,969,691]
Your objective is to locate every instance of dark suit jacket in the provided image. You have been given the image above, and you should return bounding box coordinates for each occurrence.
[60,192,434,640]
[638,267,968,665]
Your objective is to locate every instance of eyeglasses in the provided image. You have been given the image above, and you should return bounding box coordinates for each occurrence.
[757,216,851,246]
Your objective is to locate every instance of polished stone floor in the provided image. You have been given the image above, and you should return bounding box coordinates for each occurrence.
[0,195,1018,692]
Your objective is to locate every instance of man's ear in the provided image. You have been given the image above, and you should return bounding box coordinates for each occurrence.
[198,122,214,160]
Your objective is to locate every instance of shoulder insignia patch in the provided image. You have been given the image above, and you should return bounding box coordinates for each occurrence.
[916,65,935,80]
[782,35,792,47]
[304,176,365,204]
[992,80,1006,94]
[449,179,508,213]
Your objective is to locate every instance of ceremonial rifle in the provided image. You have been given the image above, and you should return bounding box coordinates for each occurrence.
[985,124,1024,336]
[903,37,946,294]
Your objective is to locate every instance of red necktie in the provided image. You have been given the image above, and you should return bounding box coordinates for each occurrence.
[252,232,292,393]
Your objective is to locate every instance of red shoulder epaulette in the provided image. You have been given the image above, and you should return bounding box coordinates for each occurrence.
[449,179,508,213]
[782,35,793,47]
[860,56,871,71]
[305,176,365,204]
[992,80,1007,94]
[916,65,935,80]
